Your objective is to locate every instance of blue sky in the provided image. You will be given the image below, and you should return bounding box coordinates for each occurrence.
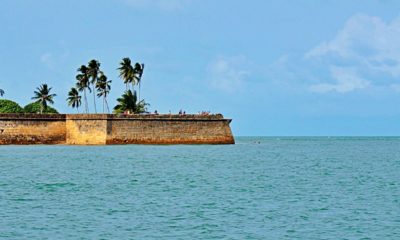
[1,0,400,136]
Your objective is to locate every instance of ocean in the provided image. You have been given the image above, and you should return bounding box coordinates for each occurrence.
[0,137,399,239]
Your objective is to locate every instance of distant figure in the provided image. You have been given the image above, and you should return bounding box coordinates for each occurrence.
[169,110,171,115]
[154,110,158,115]
[179,109,182,115]
[183,111,186,115]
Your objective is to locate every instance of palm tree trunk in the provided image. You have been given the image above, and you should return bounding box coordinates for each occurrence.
[84,89,88,113]
[93,87,97,114]
[139,82,141,101]
[105,97,109,113]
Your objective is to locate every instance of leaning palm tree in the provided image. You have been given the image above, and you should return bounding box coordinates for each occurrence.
[87,59,101,113]
[134,63,145,100]
[31,84,56,114]
[76,65,90,113]
[118,58,135,91]
[67,87,81,113]
[0,89,4,97]
[96,73,112,113]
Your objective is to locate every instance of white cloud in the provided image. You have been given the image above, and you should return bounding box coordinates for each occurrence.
[39,51,69,70]
[305,14,400,93]
[40,53,52,65]
[310,66,369,93]
[123,0,189,11]
[207,56,250,93]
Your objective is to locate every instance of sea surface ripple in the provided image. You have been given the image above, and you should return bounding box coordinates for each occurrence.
[0,137,399,239]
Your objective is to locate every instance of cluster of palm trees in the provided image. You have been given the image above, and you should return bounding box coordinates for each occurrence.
[67,59,112,113]
[1,57,148,115]
[67,57,146,114]
[115,58,146,113]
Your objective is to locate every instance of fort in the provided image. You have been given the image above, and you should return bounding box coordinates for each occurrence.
[0,113,234,145]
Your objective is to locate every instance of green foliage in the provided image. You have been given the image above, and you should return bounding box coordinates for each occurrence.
[0,99,24,113]
[113,90,149,114]
[23,102,58,114]
[67,87,81,112]
[31,84,57,114]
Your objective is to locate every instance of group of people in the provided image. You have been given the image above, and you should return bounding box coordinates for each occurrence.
[199,111,211,115]
[150,110,212,115]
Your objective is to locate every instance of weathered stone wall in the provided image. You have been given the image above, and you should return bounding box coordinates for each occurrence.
[0,114,234,145]
[106,114,234,144]
[0,114,66,144]
[66,115,108,145]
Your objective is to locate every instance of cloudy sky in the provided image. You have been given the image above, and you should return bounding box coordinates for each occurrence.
[1,0,400,136]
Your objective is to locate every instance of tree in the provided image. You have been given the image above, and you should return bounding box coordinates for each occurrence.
[96,73,111,113]
[118,58,135,91]
[87,59,101,113]
[24,102,58,114]
[31,84,56,114]
[114,90,136,114]
[113,90,148,114]
[76,65,90,113]
[0,99,23,113]
[0,89,4,97]
[134,63,145,101]
[67,87,82,113]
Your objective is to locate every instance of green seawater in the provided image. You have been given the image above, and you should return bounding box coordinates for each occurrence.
[0,137,399,239]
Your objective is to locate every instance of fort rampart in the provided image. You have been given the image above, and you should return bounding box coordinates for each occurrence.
[0,114,234,145]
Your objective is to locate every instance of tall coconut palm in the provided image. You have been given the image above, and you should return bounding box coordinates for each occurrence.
[76,65,90,113]
[87,59,101,113]
[67,87,81,113]
[134,63,144,101]
[118,58,135,91]
[0,89,4,97]
[31,84,56,114]
[96,73,112,113]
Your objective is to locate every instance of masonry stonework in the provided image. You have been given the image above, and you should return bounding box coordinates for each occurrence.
[0,114,234,145]
[0,114,66,144]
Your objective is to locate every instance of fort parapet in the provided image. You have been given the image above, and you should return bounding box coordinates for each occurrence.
[0,114,234,145]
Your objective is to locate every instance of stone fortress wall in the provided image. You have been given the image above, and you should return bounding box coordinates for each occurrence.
[0,114,234,145]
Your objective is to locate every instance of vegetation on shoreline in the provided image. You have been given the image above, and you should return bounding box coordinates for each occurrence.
[0,57,149,114]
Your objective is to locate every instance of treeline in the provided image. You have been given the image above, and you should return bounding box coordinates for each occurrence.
[0,57,149,114]
[0,100,58,114]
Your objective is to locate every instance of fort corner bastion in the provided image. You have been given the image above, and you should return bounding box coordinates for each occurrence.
[0,113,234,145]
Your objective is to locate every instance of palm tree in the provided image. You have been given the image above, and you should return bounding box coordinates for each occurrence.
[118,58,135,91]
[136,99,150,114]
[114,90,137,114]
[0,89,4,97]
[96,73,112,113]
[67,87,81,113]
[114,90,148,114]
[134,63,145,101]
[76,65,90,113]
[31,84,56,114]
[87,59,101,113]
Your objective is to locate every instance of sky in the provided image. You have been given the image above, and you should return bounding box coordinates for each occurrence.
[1,0,400,136]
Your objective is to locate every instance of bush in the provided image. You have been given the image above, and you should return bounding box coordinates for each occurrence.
[0,99,24,113]
[23,102,58,114]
